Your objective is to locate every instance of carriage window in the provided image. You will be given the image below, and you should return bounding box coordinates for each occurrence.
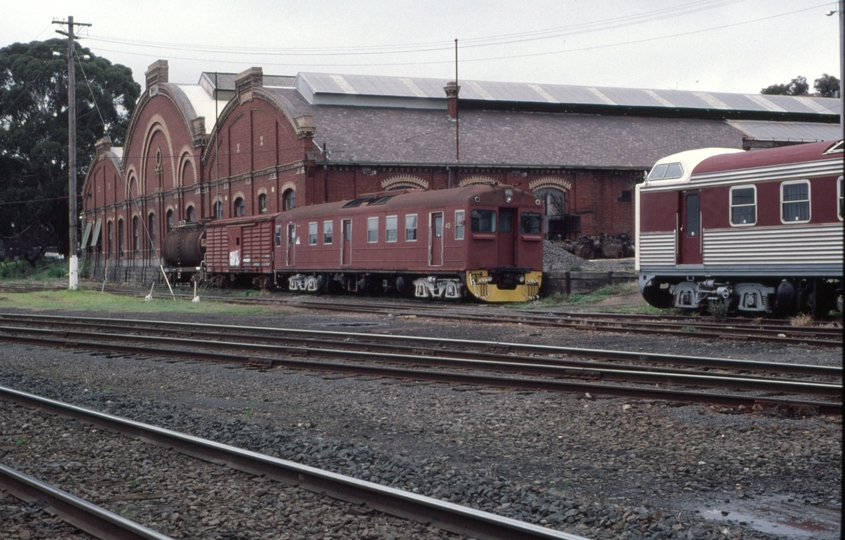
[454,210,465,240]
[730,186,756,226]
[274,225,282,247]
[386,215,397,242]
[838,177,843,220]
[521,212,542,234]
[685,194,700,237]
[323,221,333,244]
[471,209,496,233]
[308,222,318,245]
[405,214,418,241]
[781,180,810,223]
[367,217,378,243]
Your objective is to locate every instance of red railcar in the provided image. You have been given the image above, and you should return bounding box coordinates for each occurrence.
[166,184,544,302]
[636,140,843,314]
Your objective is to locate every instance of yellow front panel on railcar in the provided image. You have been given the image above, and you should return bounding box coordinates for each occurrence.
[465,270,542,302]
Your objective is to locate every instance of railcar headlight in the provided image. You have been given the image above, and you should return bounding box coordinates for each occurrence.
[504,188,513,203]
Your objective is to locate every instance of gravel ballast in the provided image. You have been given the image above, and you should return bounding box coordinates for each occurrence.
[0,305,840,540]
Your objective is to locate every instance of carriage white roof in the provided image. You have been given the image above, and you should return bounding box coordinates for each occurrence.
[643,148,744,187]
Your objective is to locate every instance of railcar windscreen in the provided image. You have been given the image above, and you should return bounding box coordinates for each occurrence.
[520,212,542,234]
[471,209,497,232]
[648,162,683,180]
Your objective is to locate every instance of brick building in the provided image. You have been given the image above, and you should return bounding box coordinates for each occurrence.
[81,61,841,282]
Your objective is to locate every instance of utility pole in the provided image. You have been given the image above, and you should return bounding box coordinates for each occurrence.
[54,15,91,291]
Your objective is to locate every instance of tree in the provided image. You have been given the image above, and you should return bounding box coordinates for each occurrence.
[0,38,140,258]
[760,76,809,96]
[814,73,840,98]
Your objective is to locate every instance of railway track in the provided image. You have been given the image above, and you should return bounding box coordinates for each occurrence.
[0,386,587,540]
[0,313,839,415]
[1,282,840,346]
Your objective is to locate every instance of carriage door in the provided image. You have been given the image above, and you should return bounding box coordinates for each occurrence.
[498,209,516,266]
[286,222,296,267]
[228,227,242,268]
[429,212,443,266]
[678,191,703,265]
[341,219,352,266]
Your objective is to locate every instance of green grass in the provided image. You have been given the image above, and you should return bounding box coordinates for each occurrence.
[0,260,67,280]
[0,289,292,316]
[529,281,672,314]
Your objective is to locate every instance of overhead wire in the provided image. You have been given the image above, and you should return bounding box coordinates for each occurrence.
[81,2,828,71]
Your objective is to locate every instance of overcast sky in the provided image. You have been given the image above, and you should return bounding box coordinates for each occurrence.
[3,0,841,96]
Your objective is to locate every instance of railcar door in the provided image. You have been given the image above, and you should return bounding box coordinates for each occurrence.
[341,219,352,266]
[498,209,516,266]
[678,191,703,265]
[286,222,296,267]
[429,212,443,266]
[228,227,242,268]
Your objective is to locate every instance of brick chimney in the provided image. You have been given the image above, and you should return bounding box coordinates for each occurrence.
[95,137,112,161]
[236,67,263,104]
[145,60,169,91]
[444,81,460,119]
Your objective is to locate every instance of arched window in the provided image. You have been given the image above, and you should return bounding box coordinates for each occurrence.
[148,213,156,250]
[283,189,296,211]
[117,219,125,255]
[234,197,245,217]
[213,201,223,219]
[166,209,174,232]
[258,194,267,214]
[186,206,195,222]
[107,221,113,255]
[132,216,139,252]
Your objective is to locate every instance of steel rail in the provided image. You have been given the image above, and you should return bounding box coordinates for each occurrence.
[1,313,839,378]
[0,386,588,540]
[0,324,840,398]
[0,328,839,414]
[5,317,838,381]
[0,463,172,540]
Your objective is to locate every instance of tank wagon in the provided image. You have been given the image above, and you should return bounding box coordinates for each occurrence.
[636,139,843,315]
[164,184,544,302]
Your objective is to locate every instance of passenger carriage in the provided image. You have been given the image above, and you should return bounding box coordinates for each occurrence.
[636,139,843,314]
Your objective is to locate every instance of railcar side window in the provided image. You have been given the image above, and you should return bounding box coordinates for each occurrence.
[838,176,843,221]
[730,186,756,226]
[323,221,333,244]
[308,222,318,245]
[405,214,418,241]
[471,209,496,233]
[781,180,810,223]
[454,210,465,240]
[367,217,378,243]
[520,212,542,234]
[386,216,398,242]
[274,226,282,247]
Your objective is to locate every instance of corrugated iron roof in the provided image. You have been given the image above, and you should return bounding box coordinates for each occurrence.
[293,72,841,117]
